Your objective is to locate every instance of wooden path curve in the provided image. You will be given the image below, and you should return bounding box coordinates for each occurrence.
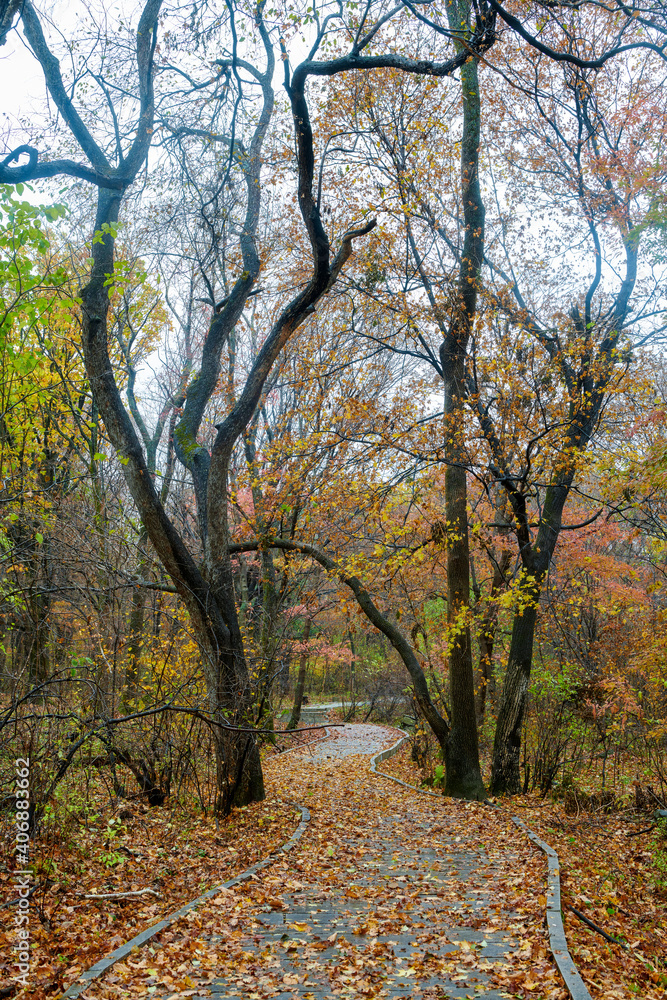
[65,724,574,1000]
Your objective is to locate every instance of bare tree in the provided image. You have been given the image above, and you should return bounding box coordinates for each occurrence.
[0,0,497,809]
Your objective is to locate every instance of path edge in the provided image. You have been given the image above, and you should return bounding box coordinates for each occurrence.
[510,814,591,1000]
[370,733,592,1000]
[60,805,311,999]
[266,729,332,758]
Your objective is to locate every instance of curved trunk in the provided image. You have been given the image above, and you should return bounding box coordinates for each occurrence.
[80,191,265,813]
[230,537,453,765]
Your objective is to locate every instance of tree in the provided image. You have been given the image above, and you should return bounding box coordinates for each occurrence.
[0,184,80,689]
[0,0,499,810]
[310,1,667,795]
[480,24,667,792]
[5,0,663,808]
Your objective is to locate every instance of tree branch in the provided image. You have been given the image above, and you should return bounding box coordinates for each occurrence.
[229,536,450,742]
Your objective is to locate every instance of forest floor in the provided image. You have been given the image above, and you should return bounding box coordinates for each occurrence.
[2,723,665,1000]
[0,728,322,999]
[40,725,566,1000]
[382,745,667,999]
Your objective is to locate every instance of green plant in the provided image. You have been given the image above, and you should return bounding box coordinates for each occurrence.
[652,837,667,889]
[99,850,124,868]
[97,817,127,868]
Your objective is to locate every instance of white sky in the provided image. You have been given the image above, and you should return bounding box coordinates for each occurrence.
[1,1,140,180]
[1,27,43,145]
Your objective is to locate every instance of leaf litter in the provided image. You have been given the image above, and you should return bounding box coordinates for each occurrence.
[71,725,569,1000]
[382,740,667,1000]
[0,780,298,999]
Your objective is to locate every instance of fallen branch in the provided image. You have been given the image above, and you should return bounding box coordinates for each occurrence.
[648,789,667,809]
[0,884,38,909]
[567,904,628,949]
[81,888,160,900]
[626,824,656,837]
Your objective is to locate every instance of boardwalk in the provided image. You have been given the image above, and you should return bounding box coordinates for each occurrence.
[78,725,567,999]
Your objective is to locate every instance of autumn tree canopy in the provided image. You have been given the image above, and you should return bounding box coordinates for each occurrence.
[1,0,667,811]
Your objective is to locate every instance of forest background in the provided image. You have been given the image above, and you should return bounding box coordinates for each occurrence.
[1,1,667,988]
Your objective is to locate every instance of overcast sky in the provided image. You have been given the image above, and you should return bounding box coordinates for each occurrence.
[1,24,43,148]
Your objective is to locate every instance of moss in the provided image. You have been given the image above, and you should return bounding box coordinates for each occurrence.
[174,423,199,459]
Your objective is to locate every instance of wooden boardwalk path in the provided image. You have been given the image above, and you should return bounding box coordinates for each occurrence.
[73,725,568,999]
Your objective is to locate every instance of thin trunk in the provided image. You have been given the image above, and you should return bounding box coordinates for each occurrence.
[490,482,570,793]
[257,547,278,724]
[474,548,511,722]
[348,627,356,709]
[125,527,151,704]
[287,618,310,730]
[27,588,50,688]
[243,420,280,717]
[490,582,539,794]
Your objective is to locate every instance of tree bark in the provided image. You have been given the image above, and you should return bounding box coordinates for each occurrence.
[438,1,487,799]
[490,582,539,793]
[473,546,511,722]
[287,618,310,730]
[490,482,570,794]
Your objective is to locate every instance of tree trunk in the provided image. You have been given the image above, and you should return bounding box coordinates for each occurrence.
[257,547,278,721]
[287,618,310,730]
[476,624,495,723]
[80,190,265,814]
[490,586,539,794]
[474,548,511,722]
[125,527,151,704]
[214,725,265,813]
[438,3,487,799]
[443,459,485,797]
[27,587,50,689]
[490,482,571,794]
